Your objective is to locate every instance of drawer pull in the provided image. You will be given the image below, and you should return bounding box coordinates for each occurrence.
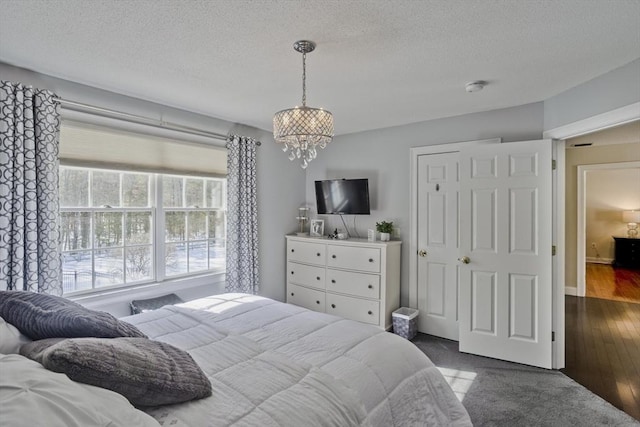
[316,276,321,281]
[290,292,294,296]
[368,284,373,289]
[316,300,320,305]
[368,311,373,315]
[331,304,336,309]
[290,271,294,275]
[317,252,321,256]
[369,258,374,263]
[332,255,337,259]
[331,279,336,283]
[291,249,294,253]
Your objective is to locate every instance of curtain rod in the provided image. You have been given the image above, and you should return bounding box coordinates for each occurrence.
[53,97,261,145]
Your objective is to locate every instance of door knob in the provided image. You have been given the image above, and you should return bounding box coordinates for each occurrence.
[458,256,471,264]
[418,250,427,257]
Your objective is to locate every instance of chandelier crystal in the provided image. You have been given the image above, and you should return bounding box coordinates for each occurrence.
[273,40,334,169]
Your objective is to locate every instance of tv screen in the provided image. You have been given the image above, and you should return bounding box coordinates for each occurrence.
[315,179,370,215]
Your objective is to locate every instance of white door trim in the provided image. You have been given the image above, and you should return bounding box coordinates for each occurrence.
[543,102,640,140]
[552,139,565,369]
[409,138,501,309]
[544,102,639,369]
[576,161,640,296]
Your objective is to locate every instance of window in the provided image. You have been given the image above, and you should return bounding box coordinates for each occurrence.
[60,166,226,295]
[162,175,226,277]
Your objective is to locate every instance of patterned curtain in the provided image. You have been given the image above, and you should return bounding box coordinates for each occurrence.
[0,81,62,295]
[225,135,259,294]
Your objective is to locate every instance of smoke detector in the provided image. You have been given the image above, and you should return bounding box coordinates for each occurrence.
[465,81,487,93]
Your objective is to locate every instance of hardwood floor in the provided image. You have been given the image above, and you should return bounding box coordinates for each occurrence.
[586,263,640,303]
[563,296,640,420]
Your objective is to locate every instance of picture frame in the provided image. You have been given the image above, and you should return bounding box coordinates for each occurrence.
[310,219,324,237]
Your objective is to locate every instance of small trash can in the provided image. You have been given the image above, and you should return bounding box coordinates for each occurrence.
[392,307,419,340]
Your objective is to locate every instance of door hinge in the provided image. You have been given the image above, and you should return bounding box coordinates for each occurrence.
[552,331,555,342]
[552,245,556,256]
[552,159,557,170]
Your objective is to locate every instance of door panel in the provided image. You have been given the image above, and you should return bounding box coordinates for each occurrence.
[510,188,537,254]
[417,152,459,340]
[459,139,553,369]
[509,274,537,340]
[470,270,496,333]
[426,262,446,316]
[471,189,497,252]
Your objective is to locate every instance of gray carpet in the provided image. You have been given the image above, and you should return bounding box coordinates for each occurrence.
[411,333,640,426]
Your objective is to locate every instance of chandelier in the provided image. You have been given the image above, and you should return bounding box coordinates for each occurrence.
[273,40,334,169]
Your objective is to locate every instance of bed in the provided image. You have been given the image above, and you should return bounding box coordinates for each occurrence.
[1,292,471,426]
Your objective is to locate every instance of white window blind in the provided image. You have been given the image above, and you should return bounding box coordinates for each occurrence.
[59,121,227,176]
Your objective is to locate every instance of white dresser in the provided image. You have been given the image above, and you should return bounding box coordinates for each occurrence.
[285,235,401,330]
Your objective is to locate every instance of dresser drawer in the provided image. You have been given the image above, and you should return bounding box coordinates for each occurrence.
[327,245,381,273]
[288,240,326,265]
[287,262,325,290]
[326,269,380,299]
[287,284,325,312]
[326,293,380,325]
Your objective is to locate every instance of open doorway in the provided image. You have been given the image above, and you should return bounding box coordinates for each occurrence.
[566,121,640,302]
[581,162,640,303]
[561,121,640,419]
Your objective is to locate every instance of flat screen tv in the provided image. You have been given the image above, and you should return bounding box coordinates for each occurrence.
[315,179,370,215]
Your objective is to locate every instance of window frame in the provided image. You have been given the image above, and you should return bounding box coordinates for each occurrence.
[60,164,227,297]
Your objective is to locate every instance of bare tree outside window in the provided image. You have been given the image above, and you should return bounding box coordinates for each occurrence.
[60,166,226,294]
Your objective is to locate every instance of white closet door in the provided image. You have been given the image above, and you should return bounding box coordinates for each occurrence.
[459,139,553,369]
[417,152,460,340]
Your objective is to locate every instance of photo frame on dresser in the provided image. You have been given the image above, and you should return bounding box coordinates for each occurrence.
[310,219,324,237]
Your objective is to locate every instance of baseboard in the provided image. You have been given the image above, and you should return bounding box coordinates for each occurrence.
[565,286,578,296]
[585,257,613,265]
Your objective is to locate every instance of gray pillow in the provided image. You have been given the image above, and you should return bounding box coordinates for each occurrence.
[0,291,146,340]
[20,337,212,407]
[130,293,184,315]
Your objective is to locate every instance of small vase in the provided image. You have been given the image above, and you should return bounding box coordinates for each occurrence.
[380,232,390,242]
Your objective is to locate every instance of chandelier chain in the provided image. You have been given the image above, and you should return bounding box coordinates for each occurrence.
[302,52,307,107]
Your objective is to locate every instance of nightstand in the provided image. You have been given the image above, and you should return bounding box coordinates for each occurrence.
[612,237,640,269]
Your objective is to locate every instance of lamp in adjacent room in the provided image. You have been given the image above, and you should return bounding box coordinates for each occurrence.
[622,210,640,238]
[273,40,334,169]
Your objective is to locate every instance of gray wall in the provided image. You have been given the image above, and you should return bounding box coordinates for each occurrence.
[1,62,303,308]
[305,102,545,306]
[544,58,640,131]
[4,57,638,311]
[0,62,232,137]
[252,128,305,301]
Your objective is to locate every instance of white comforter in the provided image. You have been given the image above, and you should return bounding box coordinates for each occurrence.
[123,293,471,427]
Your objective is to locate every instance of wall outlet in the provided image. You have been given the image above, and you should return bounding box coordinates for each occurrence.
[393,228,401,238]
[591,242,597,249]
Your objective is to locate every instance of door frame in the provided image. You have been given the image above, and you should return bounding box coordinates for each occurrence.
[543,101,640,369]
[409,138,501,309]
[576,161,640,296]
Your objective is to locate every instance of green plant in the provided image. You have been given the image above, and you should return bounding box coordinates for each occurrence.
[375,221,393,233]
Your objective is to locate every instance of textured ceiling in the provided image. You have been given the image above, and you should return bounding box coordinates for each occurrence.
[1,0,639,136]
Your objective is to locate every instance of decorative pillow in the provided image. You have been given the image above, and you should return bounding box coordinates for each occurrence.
[0,316,31,354]
[0,291,146,340]
[130,293,184,315]
[0,353,159,427]
[21,337,212,407]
